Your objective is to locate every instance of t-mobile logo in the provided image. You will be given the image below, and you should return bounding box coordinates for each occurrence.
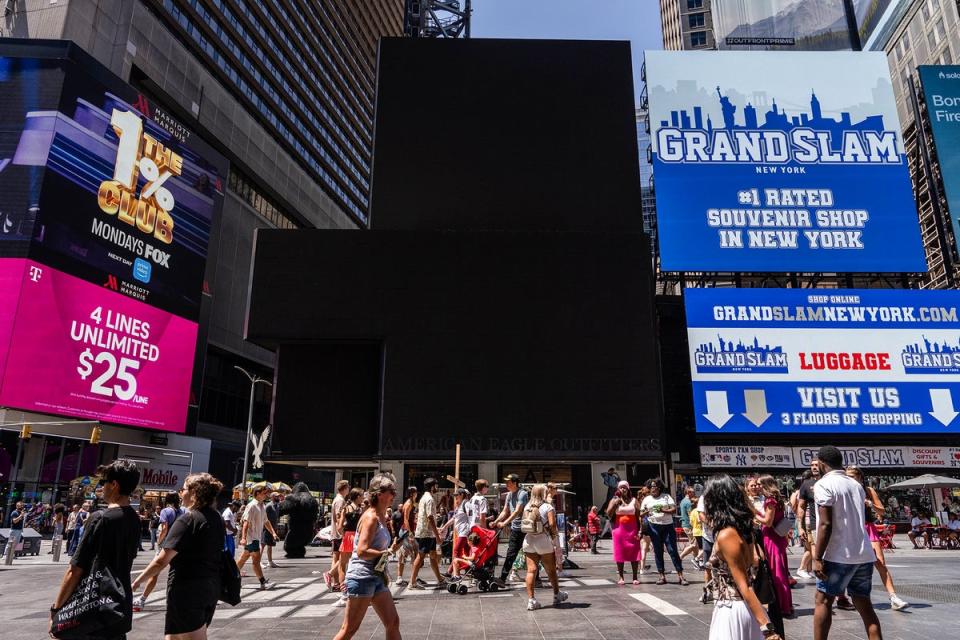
[28,265,42,282]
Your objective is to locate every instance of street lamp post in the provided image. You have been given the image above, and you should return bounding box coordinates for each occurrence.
[235,366,272,502]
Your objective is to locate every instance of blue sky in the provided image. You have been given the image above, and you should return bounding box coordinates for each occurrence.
[470,0,663,103]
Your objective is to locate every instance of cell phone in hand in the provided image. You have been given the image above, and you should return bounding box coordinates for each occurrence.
[375,551,389,572]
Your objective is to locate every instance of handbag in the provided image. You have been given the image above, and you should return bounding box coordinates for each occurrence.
[773,515,792,538]
[51,562,127,639]
[752,543,777,606]
[220,548,242,605]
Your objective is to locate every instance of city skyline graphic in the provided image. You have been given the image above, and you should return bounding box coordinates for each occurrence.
[695,334,784,356]
[659,87,889,153]
[903,336,960,355]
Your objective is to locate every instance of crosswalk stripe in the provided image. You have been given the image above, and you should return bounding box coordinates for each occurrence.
[242,586,290,602]
[400,587,441,596]
[290,583,328,600]
[629,593,688,616]
[292,604,334,617]
[288,577,319,584]
[579,578,614,586]
[213,607,247,619]
[243,605,296,618]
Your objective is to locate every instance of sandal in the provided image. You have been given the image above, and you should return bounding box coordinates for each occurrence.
[617,578,625,586]
[656,576,667,585]
[632,579,640,585]
[679,577,690,586]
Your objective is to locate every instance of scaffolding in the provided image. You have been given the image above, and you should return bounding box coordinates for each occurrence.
[403,0,471,38]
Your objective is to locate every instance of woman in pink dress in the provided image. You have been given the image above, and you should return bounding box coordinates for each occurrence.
[755,475,793,615]
[606,480,642,585]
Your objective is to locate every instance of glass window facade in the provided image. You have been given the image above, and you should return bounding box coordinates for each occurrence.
[227,169,299,229]
[158,1,400,226]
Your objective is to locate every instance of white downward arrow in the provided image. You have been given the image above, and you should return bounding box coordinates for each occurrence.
[742,389,772,427]
[703,390,733,429]
[929,389,958,426]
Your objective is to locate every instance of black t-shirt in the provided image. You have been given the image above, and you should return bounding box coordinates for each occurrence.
[10,510,23,530]
[266,501,280,526]
[162,506,225,586]
[71,506,140,615]
[799,478,817,526]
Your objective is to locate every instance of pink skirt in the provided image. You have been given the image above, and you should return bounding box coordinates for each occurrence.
[612,516,642,563]
[866,523,881,543]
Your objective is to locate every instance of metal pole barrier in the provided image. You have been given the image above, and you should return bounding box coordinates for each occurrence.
[241,378,255,502]
[3,538,15,564]
[52,534,63,562]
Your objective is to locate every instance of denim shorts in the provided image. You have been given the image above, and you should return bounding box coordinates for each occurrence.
[345,575,389,598]
[817,560,874,598]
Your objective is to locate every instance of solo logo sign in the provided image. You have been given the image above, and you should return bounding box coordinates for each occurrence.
[96,109,182,247]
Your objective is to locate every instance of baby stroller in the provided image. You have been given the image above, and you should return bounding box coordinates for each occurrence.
[447,526,501,595]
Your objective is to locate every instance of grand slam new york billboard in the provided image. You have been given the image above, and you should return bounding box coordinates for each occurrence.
[645,51,925,273]
[686,288,960,434]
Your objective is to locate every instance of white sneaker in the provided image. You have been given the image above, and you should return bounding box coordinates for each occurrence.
[795,570,812,580]
[527,598,541,611]
[890,594,908,610]
[395,579,408,586]
[333,595,348,608]
[131,596,145,612]
[638,569,647,575]
[508,570,520,582]
[553,591,569,606]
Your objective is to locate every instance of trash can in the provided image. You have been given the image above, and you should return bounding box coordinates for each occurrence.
[0,527,42,556]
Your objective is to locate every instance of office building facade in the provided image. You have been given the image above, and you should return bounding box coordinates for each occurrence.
[0,0,402,492]
[870,0,960,290]
[636,108,657,261]
[660,0,715,50]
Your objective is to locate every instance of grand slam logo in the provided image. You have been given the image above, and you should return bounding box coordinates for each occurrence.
[694,336,788,374]
[656,88,901,165]
[902,336,960,374]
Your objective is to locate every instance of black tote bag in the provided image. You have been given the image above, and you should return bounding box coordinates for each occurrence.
[752,543,777,605]
[753,543,785,638]
[51,562,127,639]
[220,548,242,605]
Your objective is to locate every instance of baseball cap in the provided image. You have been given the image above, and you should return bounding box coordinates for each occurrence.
[503,473,520,483]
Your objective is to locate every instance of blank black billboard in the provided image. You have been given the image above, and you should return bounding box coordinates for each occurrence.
[248,230,662,460]
[370,38,643,233]
[271,343,382,459]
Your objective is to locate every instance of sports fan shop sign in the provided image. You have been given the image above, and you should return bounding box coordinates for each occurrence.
[700,445,795,468]
[686,288,960,434]
[702,445,960,469]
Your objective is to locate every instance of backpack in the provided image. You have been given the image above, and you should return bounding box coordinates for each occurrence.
[520,504,544,534]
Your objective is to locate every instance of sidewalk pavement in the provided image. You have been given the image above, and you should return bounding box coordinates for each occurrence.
[1,535,958,639]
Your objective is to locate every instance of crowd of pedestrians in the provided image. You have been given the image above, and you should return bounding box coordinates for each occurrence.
[40,449,927,640]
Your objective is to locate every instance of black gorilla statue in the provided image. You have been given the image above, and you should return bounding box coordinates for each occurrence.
[280,482,319,558]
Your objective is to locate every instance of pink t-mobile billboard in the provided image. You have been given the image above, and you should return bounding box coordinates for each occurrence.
[0,50,227,433]
[0,259,196,431]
